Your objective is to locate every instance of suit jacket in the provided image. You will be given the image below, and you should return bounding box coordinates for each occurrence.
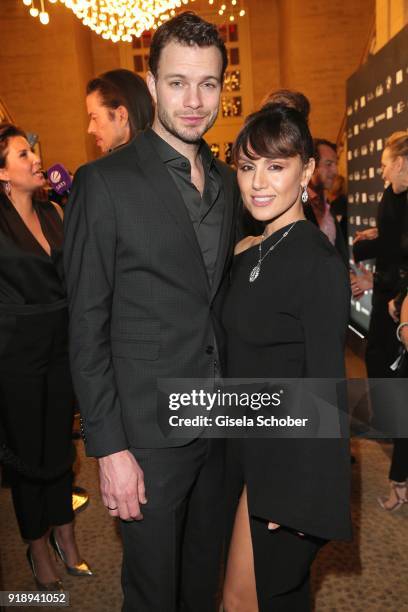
[63,131,239,457]
[304,201,349,268]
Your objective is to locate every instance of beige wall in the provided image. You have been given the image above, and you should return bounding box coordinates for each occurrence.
[375,0,408,50]
[248,0,375,141]
[2,0,402,171]
[0,0,95,171]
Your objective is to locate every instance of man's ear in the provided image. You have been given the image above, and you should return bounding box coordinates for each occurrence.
[146,71,157,105]
[117,105,129,127]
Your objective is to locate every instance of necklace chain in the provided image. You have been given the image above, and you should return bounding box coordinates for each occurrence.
[249,221,297,283]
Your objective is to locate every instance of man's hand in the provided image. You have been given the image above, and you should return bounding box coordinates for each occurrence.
[350,265,373,299]
[353,227,378,244]
[98,450,147,521]
[388,299,399,323]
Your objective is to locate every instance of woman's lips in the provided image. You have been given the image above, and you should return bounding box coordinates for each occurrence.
[251,195,276,207]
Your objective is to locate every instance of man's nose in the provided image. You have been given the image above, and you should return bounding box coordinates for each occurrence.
[184,86,202,109]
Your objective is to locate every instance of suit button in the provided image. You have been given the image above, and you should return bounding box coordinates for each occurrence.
[206,345,214,355]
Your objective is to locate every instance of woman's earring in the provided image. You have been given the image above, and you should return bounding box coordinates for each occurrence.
[5,181,11,197]
[301,185,308,204]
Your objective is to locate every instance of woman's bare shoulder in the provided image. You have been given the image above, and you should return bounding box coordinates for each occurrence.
[234,235,261,255]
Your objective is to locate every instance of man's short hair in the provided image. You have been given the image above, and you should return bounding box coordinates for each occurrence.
[314,138,337,164]
[149,11,228,81]
[86,69,154,138]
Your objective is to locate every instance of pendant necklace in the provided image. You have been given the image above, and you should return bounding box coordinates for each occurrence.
[249,221,297,283]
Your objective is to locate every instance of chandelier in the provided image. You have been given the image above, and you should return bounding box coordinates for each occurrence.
[21,0,245,42]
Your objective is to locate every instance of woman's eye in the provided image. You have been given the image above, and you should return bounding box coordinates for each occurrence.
[268,164,283,171]
[238,164,253,172]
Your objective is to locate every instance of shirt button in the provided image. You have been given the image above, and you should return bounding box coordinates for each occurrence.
[206,345,214,355]
[181,162,188,168]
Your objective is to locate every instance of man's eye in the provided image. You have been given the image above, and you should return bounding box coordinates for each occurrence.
[170,81,183,88]
[203,82,216,89]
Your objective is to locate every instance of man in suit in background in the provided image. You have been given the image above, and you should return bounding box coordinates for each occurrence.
[306,138,349,266]
[85,68,154,154]
[64,11,238,612]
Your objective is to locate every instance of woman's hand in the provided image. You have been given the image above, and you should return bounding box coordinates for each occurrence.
[267,522,304,536]
[353,227,378,244]
[350,265,373,299]
[400,325,408,350]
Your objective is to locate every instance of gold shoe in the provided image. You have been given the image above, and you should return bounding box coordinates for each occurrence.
[72,486,89,514]
[26,547,64,591]
[50,531,93,577]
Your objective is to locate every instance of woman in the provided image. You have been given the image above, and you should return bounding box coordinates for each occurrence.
[0,123,91,590]
[222,105,351,611]
[378,132,408,510]
[351,131,408,510]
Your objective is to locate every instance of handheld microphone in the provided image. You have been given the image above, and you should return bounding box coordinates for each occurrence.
[47,163,72,195]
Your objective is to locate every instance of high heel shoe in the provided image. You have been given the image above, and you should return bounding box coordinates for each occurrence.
[26,547,63,591]
[49,531,93,577]
[377,480,408,512]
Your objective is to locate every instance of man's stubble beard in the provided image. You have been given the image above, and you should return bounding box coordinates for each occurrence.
[156,103,219,145]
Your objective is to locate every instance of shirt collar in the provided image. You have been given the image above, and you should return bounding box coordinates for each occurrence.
[146,128,215,171]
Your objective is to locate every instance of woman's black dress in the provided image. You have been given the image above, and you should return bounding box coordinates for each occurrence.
[222,220,352,610]
[0,193,74,540]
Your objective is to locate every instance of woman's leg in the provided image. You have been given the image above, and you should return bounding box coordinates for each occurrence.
[389,438,408,483]
[223,487,258,612]
[45,311,79,565]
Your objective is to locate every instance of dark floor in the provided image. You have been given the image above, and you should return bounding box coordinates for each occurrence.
[1,336,407,611]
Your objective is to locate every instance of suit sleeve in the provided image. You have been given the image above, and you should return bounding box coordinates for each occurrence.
[63,164,128,457]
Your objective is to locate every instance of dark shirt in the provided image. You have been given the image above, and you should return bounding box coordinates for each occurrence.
[146,128,224,286]
[0,193,65,307]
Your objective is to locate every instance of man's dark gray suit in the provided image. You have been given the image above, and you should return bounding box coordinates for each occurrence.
[63,129,239,611]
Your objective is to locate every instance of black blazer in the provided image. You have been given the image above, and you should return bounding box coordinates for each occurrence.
[63,131,239,457]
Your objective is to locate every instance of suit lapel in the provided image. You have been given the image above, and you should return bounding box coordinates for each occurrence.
[132,132,210,293]
[210,162,236,301]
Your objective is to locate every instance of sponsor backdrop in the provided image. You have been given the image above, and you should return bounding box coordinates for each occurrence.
[346,25,408,332]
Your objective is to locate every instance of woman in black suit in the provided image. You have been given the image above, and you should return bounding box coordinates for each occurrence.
[0,123,91,590]
[222,105,351,611]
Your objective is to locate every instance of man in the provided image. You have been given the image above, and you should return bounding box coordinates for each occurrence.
[64,12,238,611]
[71,71,153,514]
[306,138,348,265]
[86,68,154,153]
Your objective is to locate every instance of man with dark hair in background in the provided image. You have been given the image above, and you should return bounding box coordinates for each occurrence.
[86,68,154,153]
[65,12,238,611]
[307,138,348,265]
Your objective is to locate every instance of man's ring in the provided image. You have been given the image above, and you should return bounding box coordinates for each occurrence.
[107,506,118,510]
